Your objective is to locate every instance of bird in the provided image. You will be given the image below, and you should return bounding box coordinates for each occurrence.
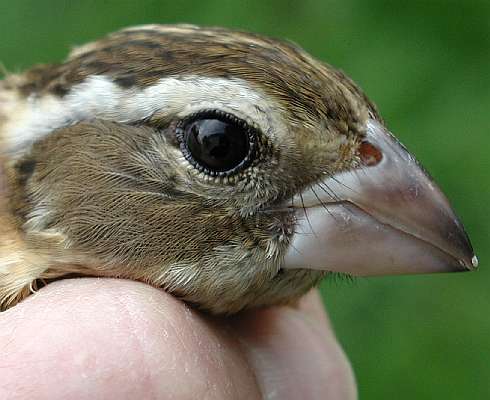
[0,24,478,314]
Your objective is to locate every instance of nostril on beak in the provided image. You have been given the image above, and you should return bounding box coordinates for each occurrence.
[359,141,382,166]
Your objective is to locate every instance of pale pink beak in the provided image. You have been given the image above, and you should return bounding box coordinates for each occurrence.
[282,119,478,276]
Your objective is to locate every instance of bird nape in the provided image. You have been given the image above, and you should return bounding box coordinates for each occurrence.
[0,24,477,314]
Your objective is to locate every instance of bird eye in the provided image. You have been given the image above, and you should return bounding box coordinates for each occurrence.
[176,111,256,177]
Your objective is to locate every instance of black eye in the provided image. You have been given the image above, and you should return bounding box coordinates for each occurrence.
[176,111,256,177]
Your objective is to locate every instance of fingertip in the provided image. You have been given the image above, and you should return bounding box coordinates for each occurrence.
[0,278,260,400]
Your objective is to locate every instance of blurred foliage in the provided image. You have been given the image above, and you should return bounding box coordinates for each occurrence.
[0,0,488,398]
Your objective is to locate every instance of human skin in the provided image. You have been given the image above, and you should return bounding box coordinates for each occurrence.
[0,279,356,400]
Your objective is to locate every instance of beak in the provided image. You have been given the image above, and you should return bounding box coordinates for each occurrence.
[282,119,478,276]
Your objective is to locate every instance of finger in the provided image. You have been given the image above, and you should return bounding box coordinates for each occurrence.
[0,278,261,400]
[0,279,356,400]
[296,289,333,330]
[228,290,357,400]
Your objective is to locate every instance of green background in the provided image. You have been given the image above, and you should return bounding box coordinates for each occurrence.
[1,0,488,398]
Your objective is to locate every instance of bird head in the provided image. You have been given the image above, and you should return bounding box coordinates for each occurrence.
[0,25,477,313]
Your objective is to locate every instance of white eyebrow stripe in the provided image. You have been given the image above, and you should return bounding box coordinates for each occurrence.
[3,75,281,156]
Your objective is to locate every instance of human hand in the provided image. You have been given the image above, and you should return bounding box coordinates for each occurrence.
[0,279,356,400]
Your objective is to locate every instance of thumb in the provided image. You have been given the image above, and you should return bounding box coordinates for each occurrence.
[228,290,357,400]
